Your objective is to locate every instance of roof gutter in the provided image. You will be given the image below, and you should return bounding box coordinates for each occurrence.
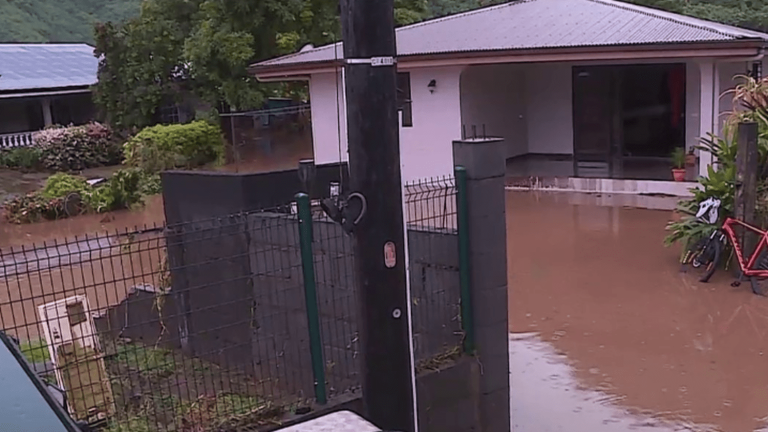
[256,75,312,82]
[715,46,765,63]
[0,87,91,99]
[252,40,766,80]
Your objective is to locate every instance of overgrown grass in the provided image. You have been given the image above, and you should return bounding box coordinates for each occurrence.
[104,393,278,432]
[114,342,175,379]
[102,415,155,432]
[19,338,50,363]
[215,393,265,418]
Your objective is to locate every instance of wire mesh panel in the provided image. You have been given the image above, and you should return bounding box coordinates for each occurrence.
[221,106,312,173]
[0,210,314,431]
[310,210,360,398]
[1,177,463,430]
[404,177,462,368]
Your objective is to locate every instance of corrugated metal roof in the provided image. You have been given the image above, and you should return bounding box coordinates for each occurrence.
[0,44,97,92]
[255,0,768,69]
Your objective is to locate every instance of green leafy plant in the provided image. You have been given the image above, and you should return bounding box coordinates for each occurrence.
[83,168,144,213]
[6,168,152,223]
[123,121,225,173]
[41,173,89,199]
[138,171,162,196]
[3,193,65,224]
[671,147,686,169]
[665,128,737,247]
[0,147,43,170]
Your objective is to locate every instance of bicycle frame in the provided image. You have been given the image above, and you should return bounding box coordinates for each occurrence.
[721,217,768,277]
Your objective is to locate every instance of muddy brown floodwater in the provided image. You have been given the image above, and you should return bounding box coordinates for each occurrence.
[0,195,167,249]
[508,191,768,432]
[0,129,313,248]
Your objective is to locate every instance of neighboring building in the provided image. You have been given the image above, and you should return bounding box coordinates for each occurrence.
[251,0,768,184]
[0,44,97,148]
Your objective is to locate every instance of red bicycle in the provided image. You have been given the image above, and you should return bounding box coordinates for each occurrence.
[684,199,768,295]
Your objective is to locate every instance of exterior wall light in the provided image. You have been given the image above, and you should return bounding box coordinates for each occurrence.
[427,79,437,93]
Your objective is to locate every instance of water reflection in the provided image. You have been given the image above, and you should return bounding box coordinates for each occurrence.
[508,191,768,432]
[510,333,717,432]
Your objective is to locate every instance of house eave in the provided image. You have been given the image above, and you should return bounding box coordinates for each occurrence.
[252,39,767,79]
[0,85,92,99]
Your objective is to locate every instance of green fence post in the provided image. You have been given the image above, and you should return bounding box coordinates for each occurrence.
[295,193,327,404]
[455,166,475,355]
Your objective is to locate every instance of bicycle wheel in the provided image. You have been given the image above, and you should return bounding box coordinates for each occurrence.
[747,249,768,296]
[697,237,722,283]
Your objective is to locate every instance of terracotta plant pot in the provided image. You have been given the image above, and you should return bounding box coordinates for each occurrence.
[672,168,686,182]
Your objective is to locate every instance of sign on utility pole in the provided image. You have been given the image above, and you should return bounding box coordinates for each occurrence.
[340,0,417,430]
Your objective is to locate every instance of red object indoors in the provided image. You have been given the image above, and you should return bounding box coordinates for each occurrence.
[668,66,686,128]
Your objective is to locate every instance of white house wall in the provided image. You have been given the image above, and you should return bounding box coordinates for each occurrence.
[400,66,463,180]
[308,67,462,181]
[307,57,764,181]
[718,61,743,118]
[459,64,529,158]
[716,59,768,125]
[523,63,574,155]
[309,71,348,166]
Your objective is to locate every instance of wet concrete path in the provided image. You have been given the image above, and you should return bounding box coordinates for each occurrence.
[508,191,768,432]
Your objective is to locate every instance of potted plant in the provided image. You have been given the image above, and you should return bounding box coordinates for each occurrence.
[671,147,686,182]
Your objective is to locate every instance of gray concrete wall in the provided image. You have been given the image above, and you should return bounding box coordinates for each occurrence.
[454,138,511,432]
[158,212,461,403]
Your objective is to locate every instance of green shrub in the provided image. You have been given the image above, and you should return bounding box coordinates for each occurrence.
[138,171,162,196]
[41,173,89,199]
[0,147,43,170]
[123,121,225,173]
[83,168,144,213]
[3,193,65,224]
[40,123,122,172]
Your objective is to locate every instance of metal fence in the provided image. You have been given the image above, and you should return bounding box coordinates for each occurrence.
[0,174,468,431]
[403,176,466,371]
[220,106,311,170]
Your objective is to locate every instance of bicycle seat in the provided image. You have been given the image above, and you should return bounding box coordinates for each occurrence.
[696,197,721,224]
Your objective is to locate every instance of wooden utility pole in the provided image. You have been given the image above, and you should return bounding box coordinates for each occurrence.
[340,0,417,430]
[735,121,759,257]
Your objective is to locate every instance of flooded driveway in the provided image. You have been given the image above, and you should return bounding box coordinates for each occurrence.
[0,195,166,249]
[508,191,768,432]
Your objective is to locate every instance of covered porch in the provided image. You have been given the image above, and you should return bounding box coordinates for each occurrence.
[459,58,752,182]
[0,91,95,148]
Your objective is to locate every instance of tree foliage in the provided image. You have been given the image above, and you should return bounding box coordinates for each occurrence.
[0,0,139,43]
[16,0,768,130]
[626,0,768,32]
[93,0,349,129]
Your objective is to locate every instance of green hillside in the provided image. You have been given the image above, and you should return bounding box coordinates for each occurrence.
[0,0,140,44]
[3,0,768,45]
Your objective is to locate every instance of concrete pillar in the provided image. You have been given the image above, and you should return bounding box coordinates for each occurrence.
[42,98,53,127]
[698,60,719,177]
[452,137,510,432]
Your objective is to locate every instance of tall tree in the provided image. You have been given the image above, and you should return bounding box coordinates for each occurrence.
[93,0,198,129]
[93,0,432,129]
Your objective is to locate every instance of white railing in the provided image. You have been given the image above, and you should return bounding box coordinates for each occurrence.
[0,132,35,149]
